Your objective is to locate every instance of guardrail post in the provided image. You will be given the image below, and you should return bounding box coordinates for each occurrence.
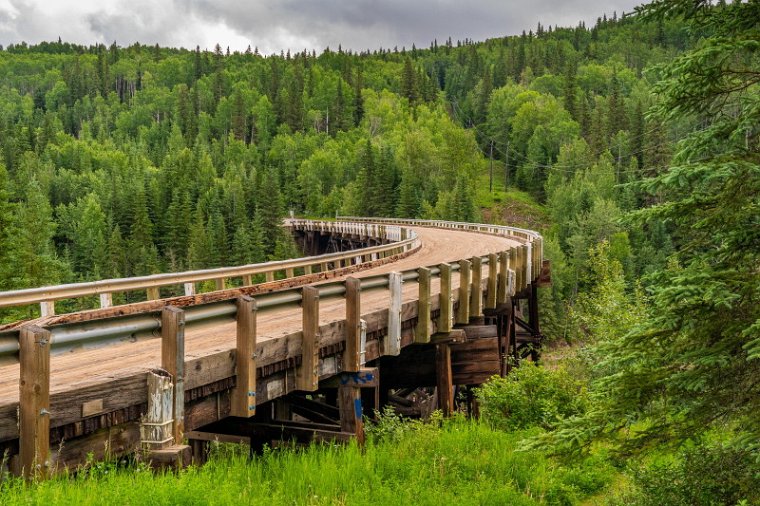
[457,260,471,325]
[265,271,274,283]
[99,293,113,309]
[438,264,453,333]
[387,272,403,356]
[184,283,195,296]
[19,325,50,480]
[162,306,185,443]
[231,296,257,418]
[471,256,483,317]
[297,286,320,391]
[415,267,432,344]
[39,301,55,318]
[497,251,509,305]
[147,287,160,301]
[344,278,361,372]
[486,253,498,309]
[285,268,295,279]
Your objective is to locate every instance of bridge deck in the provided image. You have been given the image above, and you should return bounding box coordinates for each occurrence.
[0,226,517,410]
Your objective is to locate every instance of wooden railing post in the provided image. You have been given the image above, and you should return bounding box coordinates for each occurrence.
[231,296,257,418]
[344,278,361,373]
[19,325,51,480]
[457,259,471,325]
[438,263,453,333]
[162,306,185,443]
[470,256,483,317]
[497,251,509,305]
[486,253,498,309]
[416,267,432,343]
[386,272,403,356]
[297,286,320,391]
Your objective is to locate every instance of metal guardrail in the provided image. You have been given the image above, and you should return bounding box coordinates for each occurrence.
[0,218,542,359]
[0,220,420,318]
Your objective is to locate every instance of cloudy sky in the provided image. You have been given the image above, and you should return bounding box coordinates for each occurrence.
[0,0,642,54]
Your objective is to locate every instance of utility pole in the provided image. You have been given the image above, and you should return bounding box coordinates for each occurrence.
[505,139,510,190]
[489,141,494,193]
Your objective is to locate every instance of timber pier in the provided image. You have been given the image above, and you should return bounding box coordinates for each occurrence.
[0,218,549,478]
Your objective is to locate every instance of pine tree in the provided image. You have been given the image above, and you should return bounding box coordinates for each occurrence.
[400,57,418,105]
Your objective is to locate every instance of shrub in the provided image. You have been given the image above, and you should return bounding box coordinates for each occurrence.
[620,443,760,506]
[475,364,588,431]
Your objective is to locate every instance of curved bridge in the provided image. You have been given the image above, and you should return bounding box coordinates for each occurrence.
[0,218,548,477]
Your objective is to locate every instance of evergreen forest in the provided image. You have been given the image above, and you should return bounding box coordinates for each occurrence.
[0,0,758,504]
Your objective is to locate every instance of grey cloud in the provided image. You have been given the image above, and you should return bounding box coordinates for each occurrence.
[1,0,642,53]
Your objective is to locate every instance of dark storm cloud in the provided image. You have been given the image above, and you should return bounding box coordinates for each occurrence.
[0,0,642,53]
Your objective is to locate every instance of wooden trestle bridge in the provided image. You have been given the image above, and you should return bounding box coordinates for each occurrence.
[0,217,549,478]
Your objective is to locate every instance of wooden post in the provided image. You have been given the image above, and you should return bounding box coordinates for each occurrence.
[231,296,257,418]
[304,265,312,275]
[285,268,295,279]
[147,287,160,301]
[39,301,55,318]
[338,384,365,445]
[486,253,498,309]
[214,278,225,291]
[140,371,174,449]
[470,256,483,318]
[344,277,361,372]
[387,272,403,356]
[457,259,471,325]
[435,342,454,417]
[99,293,113,309]
[161,306,185,444]
[19,325,51,480]
[438,263,453,333]
[497,251,509,305]
[241,275,252,287]
[416,267,432,343]
[184,283,195,296]
[265,271,274,283]
[297,286,320,391]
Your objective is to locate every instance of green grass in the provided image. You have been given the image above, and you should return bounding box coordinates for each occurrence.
[0,417,616,505]
[474,173,548,231]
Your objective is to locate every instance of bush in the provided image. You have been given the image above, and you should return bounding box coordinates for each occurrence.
[619,443,760,506]
[475,364,588,431]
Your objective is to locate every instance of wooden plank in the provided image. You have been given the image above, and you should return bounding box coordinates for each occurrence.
[386,272,402,356]
[18,325,50,480]
[161,306,185,444]
[470,256,483,317]
[344,277,361,372]
[230,296,257,418]
[296,286,319,391]
[460,325,498,339]
[338,384,364,445]
[435,342,454,417]
[416,267,432,344]
[486,253,498,309]
[322,368,379,388]
[457,260,471,325]
[438,263,453,333]
[497,251,509,305]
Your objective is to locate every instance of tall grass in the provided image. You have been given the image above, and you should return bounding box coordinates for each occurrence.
[0,416,614,505]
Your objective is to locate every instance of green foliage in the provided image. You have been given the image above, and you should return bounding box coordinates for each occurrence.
[0,418,616,505]
[618,443,760,506]
[476,365,589,432]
